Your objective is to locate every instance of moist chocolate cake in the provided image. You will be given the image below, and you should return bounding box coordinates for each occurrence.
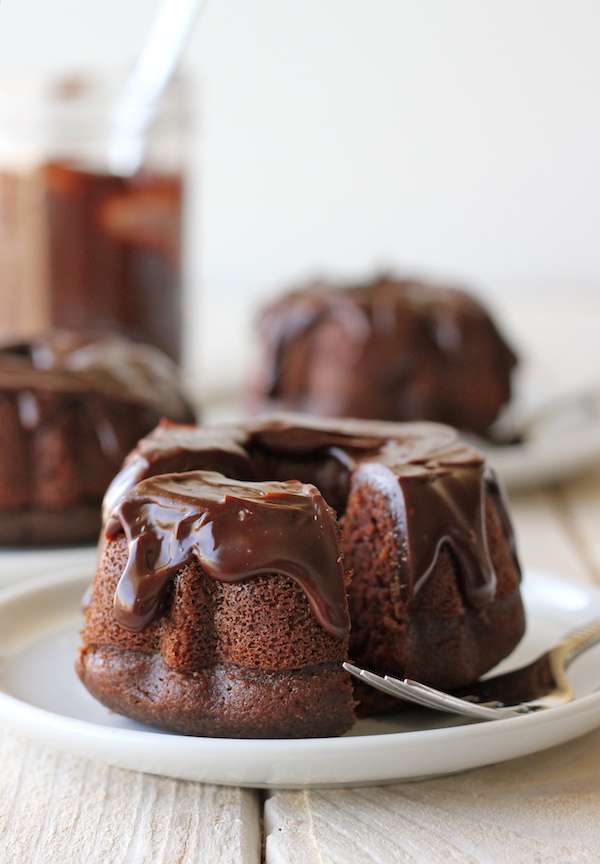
[249,275,518,437]
[0,330,195,546]
[77,415,525,738]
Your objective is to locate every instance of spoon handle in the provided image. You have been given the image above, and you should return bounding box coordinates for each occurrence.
[109,0,206,175]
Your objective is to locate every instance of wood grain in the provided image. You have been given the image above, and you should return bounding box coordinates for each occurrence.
[559,470,600,586]
[0,724,262,864]
[266,726,600,864]
[509,486,594,585]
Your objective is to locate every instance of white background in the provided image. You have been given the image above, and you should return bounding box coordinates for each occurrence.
[0,0,599,394]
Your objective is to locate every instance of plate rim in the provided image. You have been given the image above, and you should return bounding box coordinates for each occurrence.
[478,408,600,491]
[1,567,600,787]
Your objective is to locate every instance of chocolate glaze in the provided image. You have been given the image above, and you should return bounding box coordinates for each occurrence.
[102,420,253,521]
[354,460,495,607]
[0,331,194,423]
[0,331,195,546]
[249,276,518,436]
[106,470,348,639]
[104,415,517,637]
[483,466,522,575]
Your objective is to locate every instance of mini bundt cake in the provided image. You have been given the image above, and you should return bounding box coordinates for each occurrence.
[248,275,518,437]
[0,330,195,546]
[77,415,525,738]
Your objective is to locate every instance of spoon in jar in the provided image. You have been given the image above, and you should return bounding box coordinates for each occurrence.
[109,0,206,176]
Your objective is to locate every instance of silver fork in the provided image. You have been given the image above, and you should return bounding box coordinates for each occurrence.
[344,617,600,722]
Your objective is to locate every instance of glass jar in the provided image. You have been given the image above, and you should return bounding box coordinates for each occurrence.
[0,74,187,361]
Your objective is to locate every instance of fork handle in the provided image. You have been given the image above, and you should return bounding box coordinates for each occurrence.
[559,619,600,667]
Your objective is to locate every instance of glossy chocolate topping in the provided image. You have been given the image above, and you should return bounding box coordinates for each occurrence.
[102,419,253,521]
[106,470,348,639]
[362,435,507,606]
[250,275,518,435]
[0,330,193,421]
[355,460,495,607]
[259,277,517,398]
[104,415,516,637]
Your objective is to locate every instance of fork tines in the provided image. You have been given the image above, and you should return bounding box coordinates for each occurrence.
[343,663,526,722]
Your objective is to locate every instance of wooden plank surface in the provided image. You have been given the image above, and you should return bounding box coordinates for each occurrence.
[266,726,600,864]
[560,470,600,586]
[0,725,262,864]
[508,485,595,586]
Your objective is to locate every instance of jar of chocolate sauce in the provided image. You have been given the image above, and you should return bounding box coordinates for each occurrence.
[0,75,187,361]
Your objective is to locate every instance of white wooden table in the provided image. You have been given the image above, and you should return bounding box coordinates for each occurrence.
[2,291,600,863]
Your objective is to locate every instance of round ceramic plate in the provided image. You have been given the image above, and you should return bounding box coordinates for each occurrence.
[479,413,600,493]
[0,566,599,789]
[0,546,98,589]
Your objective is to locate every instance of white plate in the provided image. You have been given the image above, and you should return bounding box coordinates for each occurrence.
[479,413,600,493]
[0,546,98,590]
[0,567,599,789]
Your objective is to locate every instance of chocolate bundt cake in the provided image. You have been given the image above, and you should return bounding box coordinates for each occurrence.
[77,415,525,738]
[0,331,195,546]
[249,275,518,437]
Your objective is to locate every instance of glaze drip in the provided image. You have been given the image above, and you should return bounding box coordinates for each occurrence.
[250,276,518,436]
[103,415,516,637]
[355,460,495,607]
[106,470,349,639]
[0,330,193,420]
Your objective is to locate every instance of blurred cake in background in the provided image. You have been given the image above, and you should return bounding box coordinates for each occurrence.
[0,330,195,546]
[248,274,518,437]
